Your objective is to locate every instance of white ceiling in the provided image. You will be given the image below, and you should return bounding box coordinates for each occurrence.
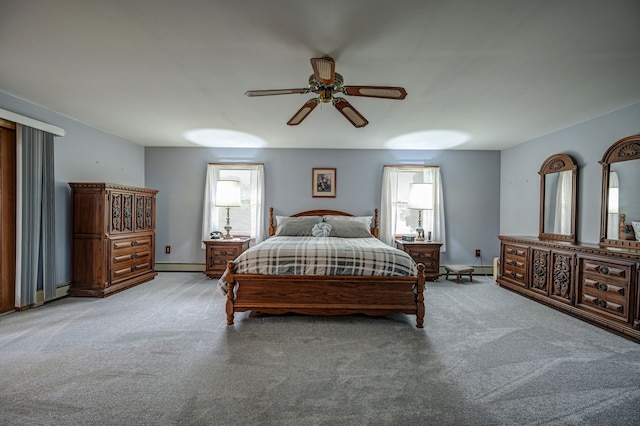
[1,0,639,150]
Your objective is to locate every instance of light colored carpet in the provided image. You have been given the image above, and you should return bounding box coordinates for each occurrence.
[0,272,639,425]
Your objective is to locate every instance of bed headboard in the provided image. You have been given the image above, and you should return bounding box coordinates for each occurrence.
[268,207,379,238]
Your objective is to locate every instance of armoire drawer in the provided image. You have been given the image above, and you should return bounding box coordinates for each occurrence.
[111,236,152,254]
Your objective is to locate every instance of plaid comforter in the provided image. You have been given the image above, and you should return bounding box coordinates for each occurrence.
[218,236,417,293]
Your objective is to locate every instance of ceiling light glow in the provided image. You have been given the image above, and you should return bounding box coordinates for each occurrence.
[183,129,266,148]
[385,130,471,150]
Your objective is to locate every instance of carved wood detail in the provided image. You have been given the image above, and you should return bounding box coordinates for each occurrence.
[552,253,572,300]
[532,250,548,291]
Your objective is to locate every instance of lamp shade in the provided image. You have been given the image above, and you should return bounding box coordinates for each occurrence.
[407,183,434,210]
[215,180,241,207]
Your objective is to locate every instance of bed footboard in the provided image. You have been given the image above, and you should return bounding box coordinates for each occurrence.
[225,262,426,327]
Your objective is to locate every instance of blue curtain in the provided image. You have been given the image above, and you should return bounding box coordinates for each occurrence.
[19,125,56,307]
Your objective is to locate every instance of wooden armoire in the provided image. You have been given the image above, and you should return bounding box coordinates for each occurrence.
[69,183,158,297]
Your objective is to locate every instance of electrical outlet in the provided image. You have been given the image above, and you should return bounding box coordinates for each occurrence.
[165,245,171,254]
[475,249,481,257]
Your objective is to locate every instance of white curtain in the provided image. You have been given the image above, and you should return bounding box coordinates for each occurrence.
[553,170,572,234]
[607,171,620,239]
[16,125,57,308]
[380,166,446,251]
[380,167,398,246]
[202,163,265,248]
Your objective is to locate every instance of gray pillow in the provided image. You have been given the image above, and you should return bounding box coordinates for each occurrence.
[326,218,373,238]
[275,216,323,236]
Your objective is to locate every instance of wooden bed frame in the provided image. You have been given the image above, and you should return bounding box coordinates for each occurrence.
[224,208,426,327]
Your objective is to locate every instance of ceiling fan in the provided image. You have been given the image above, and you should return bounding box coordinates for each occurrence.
[244,56,407,128]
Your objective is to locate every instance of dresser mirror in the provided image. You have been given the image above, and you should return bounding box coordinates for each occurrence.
[538,153,577,242]
[600,135,640,250]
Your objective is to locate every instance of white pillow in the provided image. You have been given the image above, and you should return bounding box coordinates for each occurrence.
[312,222,332,237]
[632,221,640,241]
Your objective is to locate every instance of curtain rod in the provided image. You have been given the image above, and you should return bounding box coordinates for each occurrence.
[0,108,65,136]
[208,162,264,166]
[383,165,439,168]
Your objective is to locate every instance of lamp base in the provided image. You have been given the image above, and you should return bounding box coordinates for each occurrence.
[223,207,233,239]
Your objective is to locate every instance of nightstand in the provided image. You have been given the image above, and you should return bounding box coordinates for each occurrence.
[203,237,250,278]
[395,239,443,281]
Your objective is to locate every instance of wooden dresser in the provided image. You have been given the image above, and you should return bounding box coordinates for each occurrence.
[395,239,443,281]
[69,183,158,297]
[204,238,250,278]
[498,236,640,341]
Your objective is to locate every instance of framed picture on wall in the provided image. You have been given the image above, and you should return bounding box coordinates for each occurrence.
[312,168,336,198]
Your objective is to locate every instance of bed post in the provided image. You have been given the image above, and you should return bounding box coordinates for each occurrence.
[372,208,379,238]
[225,261,236,325]
[268,207,276,237]
[415,263,425,328]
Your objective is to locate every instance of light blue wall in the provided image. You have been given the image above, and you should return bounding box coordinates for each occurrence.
[145,147,501,267]
[6,87,636,286]
[500,102,640,243]
[0,91,146,284]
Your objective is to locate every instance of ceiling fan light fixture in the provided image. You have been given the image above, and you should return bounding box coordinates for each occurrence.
[319,89,333,103]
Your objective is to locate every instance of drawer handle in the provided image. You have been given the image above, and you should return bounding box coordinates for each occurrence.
[417,253,425,258]
[596,266,609,275]
[131,253,138,259]
[131,241,138,247]
[597,282,608,291]
[510,272,516,278]
[510,249,518,255]
[221,250,227,256]
[131,265,138,272]
[510,260,517,266]
[596,299,607,308]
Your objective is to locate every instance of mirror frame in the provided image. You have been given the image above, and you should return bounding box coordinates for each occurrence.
[599,135,640,250]
[538,153,578,242]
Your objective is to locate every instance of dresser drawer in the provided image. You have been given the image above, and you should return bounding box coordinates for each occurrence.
[582,260,630,283]
[578,257,633,322]
[501,243,528,286]
[504,244,527,260]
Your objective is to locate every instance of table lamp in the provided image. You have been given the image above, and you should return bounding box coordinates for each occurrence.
[215,180,241,239]
[407,183,434,241]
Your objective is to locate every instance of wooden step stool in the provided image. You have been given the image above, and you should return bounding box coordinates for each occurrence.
[444,265,474,284]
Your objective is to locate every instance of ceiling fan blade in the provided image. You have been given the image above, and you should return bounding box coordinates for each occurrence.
[332,98,368,128]
[310,56,335,85]
[342,86,407,100]
[245,88,309,97]
[287,98,319,126]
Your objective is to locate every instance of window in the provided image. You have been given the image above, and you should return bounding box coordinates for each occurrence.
[380,166,446,250]
[202,164,265,247]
